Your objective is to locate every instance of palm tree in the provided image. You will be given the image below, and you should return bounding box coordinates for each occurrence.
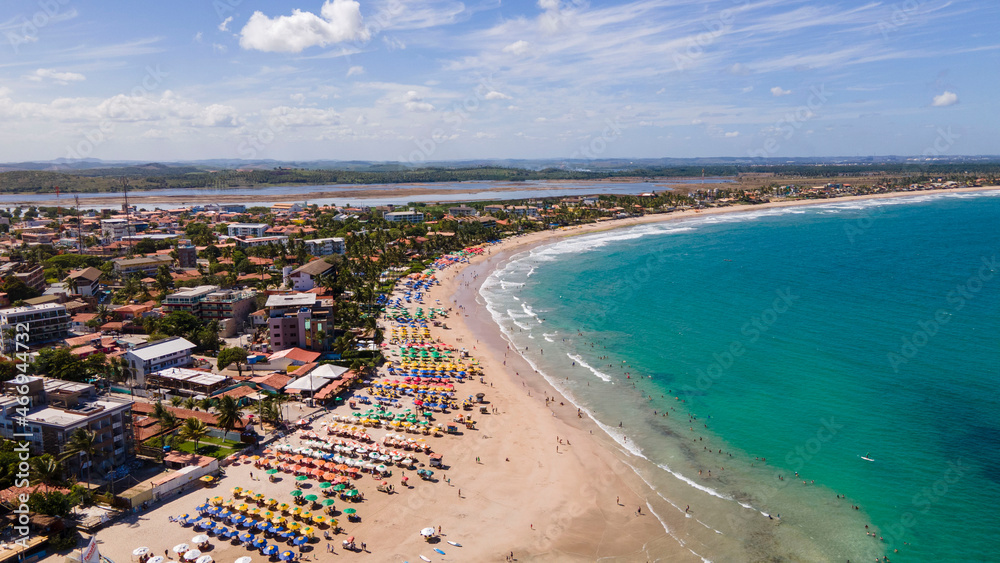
[170,396,183,407]
[183,397,197,410]
[152,401,180,449]
[60,428,98,483]
[29,455,63,486]
[215,395,244,438]
[178,417,210,455]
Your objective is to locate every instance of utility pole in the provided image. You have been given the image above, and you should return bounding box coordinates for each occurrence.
[75,195,84,253]
[122,177,134,254]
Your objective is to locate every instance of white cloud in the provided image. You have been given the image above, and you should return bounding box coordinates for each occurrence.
[263,106,340,126]
[290,93,306,104]
[655,88,665,95]
[741,86,754,93]
[404,91,434,112]
[502,40,532,56]
[194,32,203,43]
[474,132,496,139]
[27,69,86,85]
[484,90,511,100]
[771,86,791,96]
[932,90,958,107]
[383,36,406,51]
[239,0,369,53]
[724,131,739,137]
[347,65,365,77]
[219,16,234,32]
[212,43,228,53]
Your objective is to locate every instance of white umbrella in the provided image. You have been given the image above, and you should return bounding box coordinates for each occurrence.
[192,535,210,544]
[195,556,214,563]
[183,550,202,561]
[235,557,252,563]
[148,557,165,563]
[420,527,436,537]
[134,547,151,557]
[172,544,190,554]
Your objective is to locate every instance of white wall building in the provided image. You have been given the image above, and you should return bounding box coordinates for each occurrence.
[227,223,269,238]
[124,336,197,388]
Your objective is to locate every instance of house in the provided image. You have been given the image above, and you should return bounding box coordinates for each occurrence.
[0,262,46,293]
[0,377,134,477]
[124,336,197,388]
[66,267,102,296]
[227,223,269,238]
[235,235,288,248]
[287,259,335,291]
[146,367,231,398]
[0,303,71,352]
[302,237,346,256]
[265,347,321,372]
[384,208,424,223]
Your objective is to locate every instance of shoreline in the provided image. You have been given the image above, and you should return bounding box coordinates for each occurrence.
[429,186,999,559]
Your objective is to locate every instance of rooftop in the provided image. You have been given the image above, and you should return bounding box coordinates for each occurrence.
[149,367,229,387]
[127,336,196,361]
[265,293,316,308]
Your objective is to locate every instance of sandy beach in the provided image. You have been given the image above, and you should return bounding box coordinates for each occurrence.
[54,185,997,563]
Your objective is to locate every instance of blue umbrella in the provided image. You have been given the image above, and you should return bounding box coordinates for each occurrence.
[262,545,279,556]
[214,526,229,536]
[279,531,295,540]
[252,538,267,549]
[279,550,295,561]
[196,504,209,512]
[292,536,308,546]
[255,521,269,530]
[239,532,255,543]
[267,525,282,534]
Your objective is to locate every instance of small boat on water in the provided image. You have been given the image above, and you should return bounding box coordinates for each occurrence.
[861,452,875,462]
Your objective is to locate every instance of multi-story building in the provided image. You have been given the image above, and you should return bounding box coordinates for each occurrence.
[113,254,174,277]
[235,235,288,249]
[0,262,46,293]
[200,288,256,337]
[448,205,478,217]
[227,223,269,238]
[101,219,148,242]
[66,267,102,297]
[302,237,346,257]
[265,293,334,352]
[384,208,425,223]
[287,259,335,291]
[124,336,196,388]
[0,303,71,352]
[176,243,198,268]
[0,377,134,478]
[162,285,219,315]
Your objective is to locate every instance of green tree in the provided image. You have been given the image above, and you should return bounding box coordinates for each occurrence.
[183,397,197,410]
[216,347,248,376]
[178,417,210,454]
[1,276,40,302]
[215,395,244,436]
[60,428,98,483]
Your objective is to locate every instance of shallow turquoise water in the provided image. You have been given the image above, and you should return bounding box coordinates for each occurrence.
[481,192,1000,561]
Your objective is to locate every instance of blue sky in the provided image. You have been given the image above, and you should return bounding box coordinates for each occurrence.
[0,0,996,162]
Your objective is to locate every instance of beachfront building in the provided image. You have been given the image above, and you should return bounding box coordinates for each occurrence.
[176,243,198,268]
[303,237,346,257]
[100,219,136,241]
[265,293,335,352]
[227,223,269,238]
[0,303,71,352]
[271,203,303,214]
[146,367,231,398]
[113,254,174,277]
[287,259,335,291]
[384,208,425,223]
[124,336,197,388]
[0,377,134,477]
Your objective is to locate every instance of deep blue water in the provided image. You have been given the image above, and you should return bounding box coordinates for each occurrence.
[482,191,1000,561]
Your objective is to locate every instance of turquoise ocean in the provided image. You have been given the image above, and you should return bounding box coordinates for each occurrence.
[479,191,1000,562]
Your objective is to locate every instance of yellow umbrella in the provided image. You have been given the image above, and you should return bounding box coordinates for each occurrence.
[271,516,285,525]
[302,526,315,537]
[312,515,327,525]
[288,522,301,531]
[262,510,274,519]
[301,511,312,520]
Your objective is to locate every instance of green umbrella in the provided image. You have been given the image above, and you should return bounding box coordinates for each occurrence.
[266,469,278,475]
[333,484,347,491]
[304,494,318,502]
[295,475,307,482]
[290,490,303,497]
[342,508,356,515]
[319,482,332,489]
[322,499,336,507]
[344,490,358,497]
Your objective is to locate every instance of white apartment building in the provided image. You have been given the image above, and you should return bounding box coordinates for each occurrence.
[227,223,270,238]
[124,336,196,388]
[0,303,71,352]
[384,208,425,223]
[303,237,346,256]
